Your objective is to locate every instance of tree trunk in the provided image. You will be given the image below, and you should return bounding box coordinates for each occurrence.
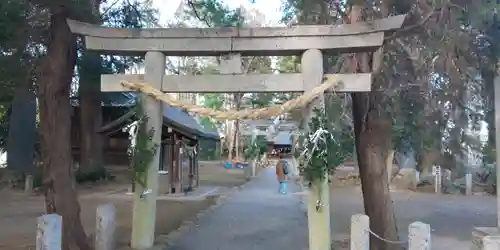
[7,79,36,176]
[78,0,103,173]
[235,93,243,160]
[417,150,439,174]
[235,119,240,160]
[227,120,235,160]
[352,93,400,250]
[348,3,399,249]
[37,7,90,250]
[228,93,242,161]
[78,50,103,173]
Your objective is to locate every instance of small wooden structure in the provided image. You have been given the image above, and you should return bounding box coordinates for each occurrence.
[70,93,219,193]
[70,93,134,165]
[159,104,219,193]
[267,131,293,156]
[241,119,296,156]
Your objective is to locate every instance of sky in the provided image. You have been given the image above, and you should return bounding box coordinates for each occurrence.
[152,0,283,26]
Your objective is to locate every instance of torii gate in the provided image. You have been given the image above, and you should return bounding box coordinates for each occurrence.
[68,15,405,250]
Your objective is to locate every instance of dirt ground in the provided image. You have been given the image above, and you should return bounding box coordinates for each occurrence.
[198,161,249,187]
[328,186,496,250]
[0,161,248,250]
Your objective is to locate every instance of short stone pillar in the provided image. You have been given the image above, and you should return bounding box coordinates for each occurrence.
[36,213,62,250]
[95,204,116,250]
[483,235,500,250]
[472,227,500,250]
[408,221,431,250]
[25,175,34,193]
[350,214,369,250]
[465,173,473,195]
[250,159,257,177]
[432,165,442,193]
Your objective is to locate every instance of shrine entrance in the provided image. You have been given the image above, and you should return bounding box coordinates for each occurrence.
[68,15,405,250]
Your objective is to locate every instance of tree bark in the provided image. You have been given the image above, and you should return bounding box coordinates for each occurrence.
[352,93,400,250]
[348,3,400,250]
[78,50,103,173]
[233,93,242,160]
[37,7,90,250]
[228,93,242,161]
[417,150,439,174]
[78,0,103,173]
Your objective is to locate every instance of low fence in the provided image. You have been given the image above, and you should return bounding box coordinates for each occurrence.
[350,214,430,250]
[37,207,431,250]
[37,204,116,250]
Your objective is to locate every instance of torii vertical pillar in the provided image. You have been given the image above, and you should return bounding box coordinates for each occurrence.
[131,51,164,249]
[301,49,331,250]
[495,76,500,228]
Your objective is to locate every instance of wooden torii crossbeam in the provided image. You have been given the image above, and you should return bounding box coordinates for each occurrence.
[67,15,405,56]
[100,73,372,93]
[68,14,406,250]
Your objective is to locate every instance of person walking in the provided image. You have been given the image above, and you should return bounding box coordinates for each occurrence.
[275,153,289,194]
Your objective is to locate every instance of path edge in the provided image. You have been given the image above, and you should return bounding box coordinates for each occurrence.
[125,172,259,250]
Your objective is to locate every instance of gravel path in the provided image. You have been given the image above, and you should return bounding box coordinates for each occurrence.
[165,166,497,250]
[165,167,308,250]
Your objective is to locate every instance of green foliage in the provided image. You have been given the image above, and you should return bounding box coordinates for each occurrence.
[103,1,159,28]
[199,139,221,160]
[202,93,224,110]
[482,143,496,165]
[128,99,159,188]
[33,167,43,188]
[198,116,221,160]
[186,0,244,27]
[0,105,8,149]
[200,116,217,130]
[0,0,42,150]
[0,0,159,152]
[323,94,353,159]
[299,107,349,184]
[477,162,497,194]
[78,0,159,90]
[243,136,268,160]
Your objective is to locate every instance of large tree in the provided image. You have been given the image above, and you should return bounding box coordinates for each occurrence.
[77,0,103,174]
[33,2,91,248]
[281,0,487,249]
[77,0,158,175]
[0,0,159,248]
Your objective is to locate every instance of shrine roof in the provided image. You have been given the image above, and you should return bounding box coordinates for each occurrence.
[70,93,220,141]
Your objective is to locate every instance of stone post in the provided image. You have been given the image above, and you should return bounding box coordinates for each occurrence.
[36,214,62,250]
[195,142,200,188]
[465,172,472,196]
[301,49,330,250]
[483,235,500,250]
[131,51,164,249]
[350,214,369,250]
[25,175,34,193]
[432,165,442,193]
[95,204,116,250]
[251,159,257,177]
[408,221,431,250]
[494,76,500,227]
